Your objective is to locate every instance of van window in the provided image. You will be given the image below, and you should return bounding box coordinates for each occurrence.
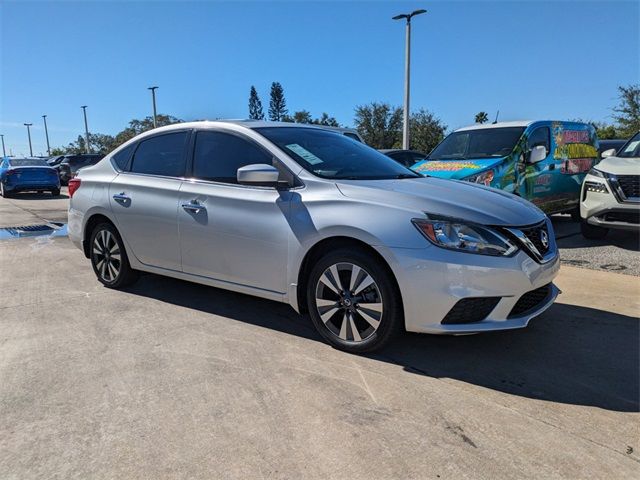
[528,127,550,153]
[130,132,188,177]
[192,131,272,184]
[429,127,525,160]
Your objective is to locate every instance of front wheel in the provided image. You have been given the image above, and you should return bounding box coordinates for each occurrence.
[580,219,608,240]
[90,222,139,288]
[306,249,403,353]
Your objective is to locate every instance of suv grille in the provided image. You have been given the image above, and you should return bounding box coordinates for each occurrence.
[508,284,551,318]
[442,297,500,324]
[617,175,640,199]
[519,222,550,256]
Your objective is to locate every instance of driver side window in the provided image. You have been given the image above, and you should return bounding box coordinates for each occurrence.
[528,127,550,155]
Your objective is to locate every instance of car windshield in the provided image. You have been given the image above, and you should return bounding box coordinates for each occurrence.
[429,127,525,160]
[9,159,48,167]
[255,127,420,180]
[617,132,640,158]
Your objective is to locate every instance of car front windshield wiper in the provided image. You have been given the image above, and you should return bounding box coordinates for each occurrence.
[393,173,420,179]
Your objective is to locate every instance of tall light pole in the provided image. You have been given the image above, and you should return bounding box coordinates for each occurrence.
[148,86,159,128]
[81,105,91,153]
[42,115,51,155]
[0,134,6,157]
[393,8,426,150]
[24,123,33,157]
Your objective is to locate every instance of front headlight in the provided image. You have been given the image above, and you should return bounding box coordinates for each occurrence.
[412,215,518,256]
[588,167,605,178]
[464,169,495,186]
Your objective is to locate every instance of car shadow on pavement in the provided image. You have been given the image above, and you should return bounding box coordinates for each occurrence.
[125,273,639,413]
[7,192,69,200]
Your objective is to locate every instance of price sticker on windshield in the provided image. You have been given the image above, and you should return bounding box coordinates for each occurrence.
[285,143,323,165]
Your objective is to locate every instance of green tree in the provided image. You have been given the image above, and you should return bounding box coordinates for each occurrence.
[409,109,447,153]
[475,111,489,124]
[282,110,312,124]
[248,86,264,120]
[353,102,403,149]
[113,114,182,147]
[312,113,340,127]
[612,84,640,137]
[268,82,288,121]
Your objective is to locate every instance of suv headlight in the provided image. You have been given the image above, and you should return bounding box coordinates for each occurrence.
[588,167,605,178]
[464,169,494,186]
[412,215,518,256]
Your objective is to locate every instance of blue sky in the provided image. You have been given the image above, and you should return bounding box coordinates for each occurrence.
[1,0,638,156]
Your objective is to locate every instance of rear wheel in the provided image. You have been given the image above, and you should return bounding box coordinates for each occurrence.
[0,183,11,198]
[580,219,608,239]
[306,249,403,353]
[90,222,139,288]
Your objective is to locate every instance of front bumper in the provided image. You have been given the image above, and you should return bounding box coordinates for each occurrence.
[580,174,640,232]
[378,244,561,334]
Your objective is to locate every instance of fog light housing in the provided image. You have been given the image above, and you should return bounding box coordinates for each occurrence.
[584,181,608,194]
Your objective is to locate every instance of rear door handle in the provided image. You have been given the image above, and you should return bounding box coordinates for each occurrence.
[113,193,130,202]
[181,202,206,213]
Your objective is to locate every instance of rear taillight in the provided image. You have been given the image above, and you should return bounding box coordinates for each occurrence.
[68,178,81,198]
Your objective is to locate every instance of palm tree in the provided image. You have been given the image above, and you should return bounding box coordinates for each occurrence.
[475,112,489,124]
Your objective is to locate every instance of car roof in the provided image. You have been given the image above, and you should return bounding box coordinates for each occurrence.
[379,149,425,154]
[141,120,341,133]
[456,121,534,132]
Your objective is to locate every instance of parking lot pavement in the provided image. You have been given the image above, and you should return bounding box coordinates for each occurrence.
[1,233,638,478]
[552,214,640,276]
[0,187,69,228]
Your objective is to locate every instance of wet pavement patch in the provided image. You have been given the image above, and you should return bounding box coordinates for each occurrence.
[0,222,67,240]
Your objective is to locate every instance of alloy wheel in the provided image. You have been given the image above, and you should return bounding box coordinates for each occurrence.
[93,229,121,283]
[314,262,383,342]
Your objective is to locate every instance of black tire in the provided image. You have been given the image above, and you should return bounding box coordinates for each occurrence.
[306,248,403,353]
[51,188,60,196]
[0,184,11,198]
[89,222,139,288]
[580,219,608,240]
[570,208,581,222]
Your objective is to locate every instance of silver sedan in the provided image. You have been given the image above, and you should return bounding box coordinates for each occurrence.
[68,121,560,353]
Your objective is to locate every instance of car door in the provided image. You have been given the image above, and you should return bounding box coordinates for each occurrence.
[109,130,190,271]
[178,129,291,294]
[517,125,556,211]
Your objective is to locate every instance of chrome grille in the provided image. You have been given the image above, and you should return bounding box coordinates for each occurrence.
[617,175,640,199]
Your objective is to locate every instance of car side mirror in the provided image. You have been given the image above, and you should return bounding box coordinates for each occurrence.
[601,148,616,159]
[528,145,547,164]
[237,164,280,187]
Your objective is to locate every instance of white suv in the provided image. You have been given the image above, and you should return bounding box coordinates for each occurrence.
[580,132,640,239]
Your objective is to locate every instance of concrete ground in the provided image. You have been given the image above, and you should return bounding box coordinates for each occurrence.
[0,192,639,479]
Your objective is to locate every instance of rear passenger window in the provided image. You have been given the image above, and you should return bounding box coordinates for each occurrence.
[130,132,188,177]
[528,127,550,153]
[112,144,134,171]
[192,131,272,184]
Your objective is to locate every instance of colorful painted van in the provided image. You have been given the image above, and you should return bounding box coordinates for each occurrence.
[411,121,599,215]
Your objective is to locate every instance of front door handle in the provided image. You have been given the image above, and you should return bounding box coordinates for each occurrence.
[181,202,206,213]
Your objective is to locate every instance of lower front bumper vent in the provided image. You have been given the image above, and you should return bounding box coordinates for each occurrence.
[508,284,552,318]
[441,297,501,325]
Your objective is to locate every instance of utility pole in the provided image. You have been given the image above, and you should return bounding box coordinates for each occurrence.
[392,9,426,150]
[81,106,91,153]
[148,86,159,128]
[24,123,33,157]
[42,115,51,155]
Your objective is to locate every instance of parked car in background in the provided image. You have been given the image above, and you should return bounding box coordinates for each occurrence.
[0,157,60,197]
[380,149,427,168]
[54,154,103,185]
[69,121,559,353]
[580,131,639,238]
[46,155,66,166]
[317,125,365,143]
[411,120,599,218]
[598,139,627,157]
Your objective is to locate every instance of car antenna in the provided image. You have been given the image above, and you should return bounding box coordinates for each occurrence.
[492,110,499,124]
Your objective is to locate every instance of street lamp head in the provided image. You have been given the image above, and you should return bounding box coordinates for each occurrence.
[148,86,159,90]
[24,123,32,127]
[411,9,427,17]
[392,14,409,20]
[81,105,87,109]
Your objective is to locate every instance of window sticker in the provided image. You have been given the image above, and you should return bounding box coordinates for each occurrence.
[623,141,639,153]
[286,143,323,165]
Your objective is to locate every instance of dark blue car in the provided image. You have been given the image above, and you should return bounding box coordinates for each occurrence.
[0,157,61,197]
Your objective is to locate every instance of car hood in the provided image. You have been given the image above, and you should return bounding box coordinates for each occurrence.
[594,156,639,175]
[411,157,504,180]
[335,176,544,226]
